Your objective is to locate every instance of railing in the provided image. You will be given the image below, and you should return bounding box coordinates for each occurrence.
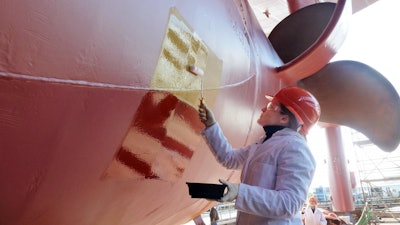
[355,203,381,225]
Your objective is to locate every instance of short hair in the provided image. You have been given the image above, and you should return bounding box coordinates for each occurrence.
[279,103,301,132]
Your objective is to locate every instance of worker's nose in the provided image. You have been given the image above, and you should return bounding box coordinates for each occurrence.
[261,106,267,112]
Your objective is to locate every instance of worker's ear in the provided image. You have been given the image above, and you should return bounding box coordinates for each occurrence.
[279,114,289,125]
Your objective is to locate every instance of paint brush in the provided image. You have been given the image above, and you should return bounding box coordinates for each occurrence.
[188,65,204,103]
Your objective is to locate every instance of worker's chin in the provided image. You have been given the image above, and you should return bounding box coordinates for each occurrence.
[257,119,266,126]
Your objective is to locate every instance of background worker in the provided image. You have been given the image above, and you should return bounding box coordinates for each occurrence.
[198,86,321,225]
[303,197,327,225]
[210,206,219,225]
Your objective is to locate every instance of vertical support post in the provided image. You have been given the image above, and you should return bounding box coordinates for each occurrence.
[325,124,355,212]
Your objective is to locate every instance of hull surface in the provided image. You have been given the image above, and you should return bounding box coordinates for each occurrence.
[0,1,281,224]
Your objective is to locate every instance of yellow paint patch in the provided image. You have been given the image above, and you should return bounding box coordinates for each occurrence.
[151,8,222,107]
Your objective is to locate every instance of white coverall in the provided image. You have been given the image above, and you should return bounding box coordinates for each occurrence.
[202,123,316,225]
[303,207,327,225]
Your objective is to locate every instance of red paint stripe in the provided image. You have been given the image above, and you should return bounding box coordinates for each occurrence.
[162,136,194,159]
[132,92,194,159]
[116,147,159,179]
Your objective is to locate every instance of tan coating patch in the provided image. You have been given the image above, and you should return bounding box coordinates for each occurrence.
[151,8,222,107]
[104,8,221,182]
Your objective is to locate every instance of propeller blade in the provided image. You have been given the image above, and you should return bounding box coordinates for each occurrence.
[268,2,336,63]
[298,60,400,151]
[268,1,352,83]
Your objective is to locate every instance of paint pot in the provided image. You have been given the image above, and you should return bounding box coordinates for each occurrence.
[186,182,226,200]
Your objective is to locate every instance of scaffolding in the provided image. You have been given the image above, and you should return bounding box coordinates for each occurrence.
[351,129,400,223]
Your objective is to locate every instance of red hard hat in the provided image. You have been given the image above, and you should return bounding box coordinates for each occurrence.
[266,87,321,134]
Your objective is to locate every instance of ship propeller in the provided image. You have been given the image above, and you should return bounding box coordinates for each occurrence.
[298,60,400,152]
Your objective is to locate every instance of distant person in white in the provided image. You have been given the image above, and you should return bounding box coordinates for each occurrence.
[303,197,327,225]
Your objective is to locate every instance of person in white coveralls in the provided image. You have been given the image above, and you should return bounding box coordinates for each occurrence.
[198,86,321,225]
[302,197,327,225]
